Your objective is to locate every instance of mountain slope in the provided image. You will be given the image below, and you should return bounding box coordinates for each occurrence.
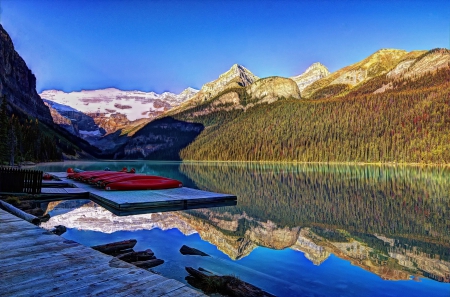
[169,64,259,114]
[290,62,330,93]
[0,24,52,123]
[118,75,301,159]
[123,48,450,164]
[0,24,101,161]
[302,49,426,99]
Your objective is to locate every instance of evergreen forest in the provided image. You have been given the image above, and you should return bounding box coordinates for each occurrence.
[172,67,450,164]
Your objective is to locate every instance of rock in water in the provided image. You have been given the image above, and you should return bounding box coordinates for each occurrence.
[180,245,209,256]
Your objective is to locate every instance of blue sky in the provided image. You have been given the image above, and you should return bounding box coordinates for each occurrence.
[1,0,449,93]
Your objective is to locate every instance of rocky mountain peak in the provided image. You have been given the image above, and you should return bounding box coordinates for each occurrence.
[305,62,330,73]
[218,64,259,87]
[176,64,259,108]
[179,87,199,97]
[290,62,330,93]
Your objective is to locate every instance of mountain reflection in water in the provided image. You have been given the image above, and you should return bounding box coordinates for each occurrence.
[37,161,450,294]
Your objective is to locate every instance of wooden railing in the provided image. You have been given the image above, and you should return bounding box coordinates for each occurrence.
[0,167,43,194]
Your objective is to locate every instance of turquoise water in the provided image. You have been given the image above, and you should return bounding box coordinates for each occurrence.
[35,161,450,297]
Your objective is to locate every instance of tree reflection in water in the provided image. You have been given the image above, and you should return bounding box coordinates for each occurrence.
[180,163,450,282]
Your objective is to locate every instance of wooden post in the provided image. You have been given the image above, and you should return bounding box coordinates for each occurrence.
[0,200,40,225]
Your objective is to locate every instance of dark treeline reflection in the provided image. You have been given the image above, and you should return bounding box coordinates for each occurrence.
[180,163,450,257]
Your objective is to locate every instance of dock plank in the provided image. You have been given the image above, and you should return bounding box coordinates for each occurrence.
[121,279,186,297]
[18,265,160,297]
[0,209,204,297]
[2,262,115,296]
[0,244,90,268]
[162,286,206,297]
[1,240,80,259]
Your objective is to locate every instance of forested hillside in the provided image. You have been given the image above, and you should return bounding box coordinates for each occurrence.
[173,66,450,164]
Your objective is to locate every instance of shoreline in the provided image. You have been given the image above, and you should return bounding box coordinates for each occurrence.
[30,159,450,168]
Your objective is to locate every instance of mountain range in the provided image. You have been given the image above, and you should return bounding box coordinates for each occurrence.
[2,20,450,163]
[114,48,450,163]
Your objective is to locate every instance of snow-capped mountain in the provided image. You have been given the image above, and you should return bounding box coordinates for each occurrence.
[39,87,199,122]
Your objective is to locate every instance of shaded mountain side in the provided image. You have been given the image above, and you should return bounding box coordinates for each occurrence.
[0,24,52,123]
[43,99,106,137]
[114,117,204,160]
[0,24,101,160]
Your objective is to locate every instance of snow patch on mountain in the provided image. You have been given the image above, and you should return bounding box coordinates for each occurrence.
[40,87,199,121]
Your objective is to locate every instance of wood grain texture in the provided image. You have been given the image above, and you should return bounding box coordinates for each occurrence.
[0,209,204,296]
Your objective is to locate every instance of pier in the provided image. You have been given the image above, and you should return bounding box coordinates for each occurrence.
[0,208,205,296]
[41,172,237,216]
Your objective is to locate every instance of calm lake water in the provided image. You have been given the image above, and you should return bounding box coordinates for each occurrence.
[35,161,450,297]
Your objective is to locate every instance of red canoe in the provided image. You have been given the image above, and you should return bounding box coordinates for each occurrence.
[80,171,130,183]
[89,172,137,184]
[71,171,110,181]
[105,178,182,191]
[99,175,160,187]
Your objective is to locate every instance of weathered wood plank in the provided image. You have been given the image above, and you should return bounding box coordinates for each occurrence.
[0,240,79,261]
[0,226,49,238]
[161,286,205,297]
[15,264,159,297]
[92,277,180,297]
[0,212,23,221]
[0,257,133,290]
[0,209,205,297]
[0,231,62,249]
[121,279,186,297]
[0,214,22,221]
[55,273,163,297]
[2,262,117,296]
[0,244,89,268]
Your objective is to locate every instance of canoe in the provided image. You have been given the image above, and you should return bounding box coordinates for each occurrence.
[80,171,129,183]
[99,175,160,187]
[70,171,106,180]
[105,178,183,191]
[68,170,104,179]
[89,172,137,184]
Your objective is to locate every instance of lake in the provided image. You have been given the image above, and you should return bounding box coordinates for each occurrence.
[34,161,450,296]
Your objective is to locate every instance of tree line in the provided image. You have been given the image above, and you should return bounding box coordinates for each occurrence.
[0,97,61,165]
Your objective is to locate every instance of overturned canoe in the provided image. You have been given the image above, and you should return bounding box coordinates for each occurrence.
[105,177,182,191]
[99,175,161,187]
[89,172,137,184]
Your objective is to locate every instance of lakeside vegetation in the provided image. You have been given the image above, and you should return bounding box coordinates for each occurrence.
[0,97,61,165]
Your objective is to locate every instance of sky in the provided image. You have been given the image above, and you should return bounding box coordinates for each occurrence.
[1,0,449,94]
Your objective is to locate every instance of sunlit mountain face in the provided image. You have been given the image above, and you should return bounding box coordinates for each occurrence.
[35,161,450,296]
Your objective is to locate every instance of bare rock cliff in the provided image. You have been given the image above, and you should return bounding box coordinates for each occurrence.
[290,62,330,93]
[247,76,301,103]
[0,24,52,122]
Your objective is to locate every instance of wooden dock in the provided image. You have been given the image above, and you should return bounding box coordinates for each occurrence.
[43,172,237,216]
[0,209,205,296]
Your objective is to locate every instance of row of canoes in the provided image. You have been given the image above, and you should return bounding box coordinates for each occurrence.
[67,169,183,191]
